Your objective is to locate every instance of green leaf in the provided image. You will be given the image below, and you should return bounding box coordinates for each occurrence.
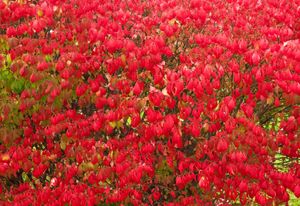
[53,97,63,109]
[45,55,52,62]
[126,117,131,126]
[140,110,145,119]
[109,121,117,128]
[6,54,11,66]
[10,79,25,94]
[22,172,30,182]
[288,189,300,205]
[60,141,66,150]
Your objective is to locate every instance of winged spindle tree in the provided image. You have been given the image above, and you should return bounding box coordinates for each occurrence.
[0,0,300,205]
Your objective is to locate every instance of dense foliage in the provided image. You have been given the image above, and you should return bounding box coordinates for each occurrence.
[0,0,300,205]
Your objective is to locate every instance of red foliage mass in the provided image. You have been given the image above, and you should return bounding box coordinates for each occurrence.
[0,0,300,205]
